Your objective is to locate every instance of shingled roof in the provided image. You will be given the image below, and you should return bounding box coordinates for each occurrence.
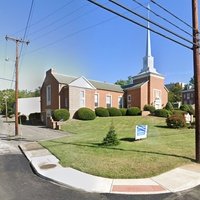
[52,72,123,93]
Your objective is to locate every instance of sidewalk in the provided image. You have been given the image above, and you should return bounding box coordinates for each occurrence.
[19,142,200,195]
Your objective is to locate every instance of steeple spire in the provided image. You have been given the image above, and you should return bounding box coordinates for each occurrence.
[140,4,158,74]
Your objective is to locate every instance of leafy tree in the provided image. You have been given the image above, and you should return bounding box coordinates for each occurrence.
[115,76,132,86]
[189,76,194,85]
[168,83,182,103]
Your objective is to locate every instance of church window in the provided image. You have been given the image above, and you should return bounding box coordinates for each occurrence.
[127,95,131,102]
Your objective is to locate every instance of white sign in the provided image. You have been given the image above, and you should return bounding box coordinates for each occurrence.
[135,125,148,140]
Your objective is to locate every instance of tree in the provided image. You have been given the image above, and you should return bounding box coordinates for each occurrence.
[115,76,132,86]
[168,83,182,103]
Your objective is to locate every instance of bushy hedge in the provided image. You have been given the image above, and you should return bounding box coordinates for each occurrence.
[18,115,27,124]
[76,108,96,120]
[143,105,155,114]
[154,109,171,118]
[120,108,127,116]
[165,102,174,111]
[126,107,141,116]
[166,114,186,128]
[29,112,42,125]
[52,109,70,121]
[95,107,109,117]
[107,107,122,116]
[180,104,195,115]
[172,109,186,116]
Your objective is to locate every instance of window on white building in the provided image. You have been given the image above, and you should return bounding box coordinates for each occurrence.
[106,95,112,108]
[94,94,99,107]
[80,91,85,107]
[46,85,51,106]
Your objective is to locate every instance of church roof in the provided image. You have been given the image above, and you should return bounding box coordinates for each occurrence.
[52,72,123,93]
[122,81,148,90]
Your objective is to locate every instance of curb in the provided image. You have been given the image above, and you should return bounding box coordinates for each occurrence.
[19,142,200,194]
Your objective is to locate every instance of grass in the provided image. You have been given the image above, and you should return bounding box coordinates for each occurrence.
[40,116,195,179]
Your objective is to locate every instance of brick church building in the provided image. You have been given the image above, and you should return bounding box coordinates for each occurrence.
[40,22,168,123]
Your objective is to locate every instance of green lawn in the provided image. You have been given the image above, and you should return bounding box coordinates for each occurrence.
[40,116,195,178]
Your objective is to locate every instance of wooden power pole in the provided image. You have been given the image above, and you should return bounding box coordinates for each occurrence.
[5,36,29,136]
[192,0,200,163]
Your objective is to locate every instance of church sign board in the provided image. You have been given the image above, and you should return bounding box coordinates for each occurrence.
[135,125,148,140]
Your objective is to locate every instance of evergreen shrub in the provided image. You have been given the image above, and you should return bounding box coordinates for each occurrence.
[165,102,174,111]
[120,108,127,116]
[154,109,171,118]
[143,105,155,114]
[95,107,109,117]
[107,107,122,116]
[102,123,120,146]
[18,115,27,124]
[52,109,70,121]
[126,107,141,116]
[166,114,186,128]
[77,107,96,120]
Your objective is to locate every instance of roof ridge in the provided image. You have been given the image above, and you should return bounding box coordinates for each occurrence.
[89,79,120,86]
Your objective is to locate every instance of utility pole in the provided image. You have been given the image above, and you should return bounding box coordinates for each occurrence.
[192,0,200,163]
[5,36,29,136]
[4,95,8,122]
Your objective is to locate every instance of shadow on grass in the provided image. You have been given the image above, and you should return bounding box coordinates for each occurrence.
[42,140,195,162]
[120,137,135,142]
[154,125,169,128]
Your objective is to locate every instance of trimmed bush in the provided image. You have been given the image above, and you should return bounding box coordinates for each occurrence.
[18,115,27,124]
[120,108,127,116]
[95,107,109,117]
[77,108,96,120]
[29,112,41,125]
[143,105,155,114]
[102,123,120,146]
[126,107,141,116]
[154,109,171,118]
[107,107,122,117]
[166,114,186,128]
[180,104,190,113]
[188,105,195,115]
[165,102,174,111]
[172,109,186,116]
[52,109,70,121]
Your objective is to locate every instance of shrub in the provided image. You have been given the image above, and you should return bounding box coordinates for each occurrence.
[180,104,190,113]
[154,109,171,118]
[107,107,122,117]
[165,102,174,111]
[126,107,141,116]
[18,115,27,124]
[120,108,127,116]
[29,112,41,125]
[143,105,155,114]
[95,107,109,117]
[166,114,186,128]
[76,108,96,120]
[172,109,186,116]
[52,109,70,121]
[188,105,195,115]
[102,123,120,146]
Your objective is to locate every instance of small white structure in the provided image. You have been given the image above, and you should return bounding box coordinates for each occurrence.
[18,97,40,116]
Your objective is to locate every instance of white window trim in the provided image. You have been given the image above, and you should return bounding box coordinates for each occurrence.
[153,89,162,100]
[106,95,112,108]
[46,85,51,106]
[94,93,99,108]
[80,90,85,107]
[118,96,123,108]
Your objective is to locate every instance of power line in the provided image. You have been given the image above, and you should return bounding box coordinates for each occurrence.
[109,0,194,45]
[14,0,75,35]
[87,0,193,50]
[150,0,194,30]
[132,0,193,38]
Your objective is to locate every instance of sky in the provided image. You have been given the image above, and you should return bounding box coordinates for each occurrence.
[0,0,197,91]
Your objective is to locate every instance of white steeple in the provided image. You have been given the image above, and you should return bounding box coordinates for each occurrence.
[140,4,158,74]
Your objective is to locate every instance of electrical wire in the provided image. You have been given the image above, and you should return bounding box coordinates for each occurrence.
[132,0,193,38]
[150,0,194,30]
[109,0,194,45]
[87,0,193,50]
